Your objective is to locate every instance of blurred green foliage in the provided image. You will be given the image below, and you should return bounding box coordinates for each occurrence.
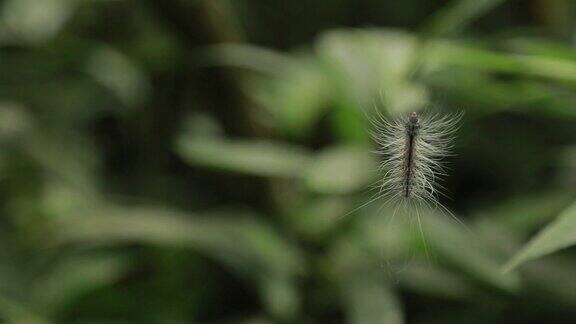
[0,0,576,323]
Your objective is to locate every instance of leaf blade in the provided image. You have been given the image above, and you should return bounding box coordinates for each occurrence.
[504,201,576,272]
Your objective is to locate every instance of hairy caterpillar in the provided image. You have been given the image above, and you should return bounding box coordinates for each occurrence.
[372,110,462,209]
[362,109,463,260]
[345,109,462,216]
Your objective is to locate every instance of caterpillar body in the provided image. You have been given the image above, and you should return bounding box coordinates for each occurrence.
[372,110,461,211]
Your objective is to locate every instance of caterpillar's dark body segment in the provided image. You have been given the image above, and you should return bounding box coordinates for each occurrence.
[404,112,420,198]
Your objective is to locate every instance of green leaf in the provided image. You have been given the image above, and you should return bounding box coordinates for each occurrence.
[305,146,376,194]
[0,102,32,141]
[505,38,576,62]
[474,191,573,236]
[260,276,299,321]
[196,43,295,76]
[423,211,521,291]
[287,197,349,241]
[504,200,576,272]
[85,46,149,107]
[175,136,312,178]
[32,254,128,315]
[317,29,427,114]
[423,0,506,37]
[330,235,404,324]
[51,205,304,318]
[257,57,333,137]
[342,273,403,324]
[316,29,428,143]
[397,263,474,299]
[427,41,576,82]
[53,206,303,277]
[356,205,521,292]
[0,0,76,44]
[199,45,333,137]
[0,296,47,324]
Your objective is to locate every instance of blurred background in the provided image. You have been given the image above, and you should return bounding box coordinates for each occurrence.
[2,0,576,323]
